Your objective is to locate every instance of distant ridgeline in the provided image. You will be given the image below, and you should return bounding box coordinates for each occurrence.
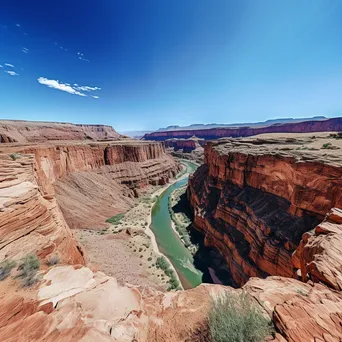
[143,116,342,141]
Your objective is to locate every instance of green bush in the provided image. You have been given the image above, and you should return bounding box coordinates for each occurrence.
[156,256,169,271]
[0,259,16,281]
[209,292,271,342]
[17,254,40,287]
[105,213,125,225]
[9,153,21,161]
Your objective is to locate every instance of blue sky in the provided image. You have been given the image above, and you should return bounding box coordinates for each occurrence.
[1,0,342,131]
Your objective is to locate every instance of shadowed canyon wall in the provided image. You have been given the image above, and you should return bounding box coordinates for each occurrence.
[188,137,342,286]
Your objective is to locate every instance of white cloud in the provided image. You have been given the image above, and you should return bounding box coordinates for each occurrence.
[37,77,87,97]
[5,70,19,76]
[16,24,20,27]
[22,47,29,54]
[0,65,2,68]
[5,63,14,68]
[37,77,101,98]
[74,85,101,92]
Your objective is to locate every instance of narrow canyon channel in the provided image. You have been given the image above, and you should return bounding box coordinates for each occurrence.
[150,160,203,289]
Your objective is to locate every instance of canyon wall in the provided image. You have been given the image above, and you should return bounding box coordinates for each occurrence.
[188,136,342,286]
[0,154,85,264]
[164,138,205,152]
[1,141,180,229]
[144,116,342,140]
[0,120,120,143]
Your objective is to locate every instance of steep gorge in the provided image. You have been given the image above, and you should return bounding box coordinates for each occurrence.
[1,126,342,341]
[1,141,180,230]
[188,136,342,286]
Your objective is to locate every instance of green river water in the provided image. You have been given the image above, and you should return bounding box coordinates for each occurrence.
[150,161,203,289]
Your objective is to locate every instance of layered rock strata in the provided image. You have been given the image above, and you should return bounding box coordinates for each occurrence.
[0,154,84,264]
[0,120,120,143]
[188,136,342,286]
[144,116,342,140]
[1,141,180,229]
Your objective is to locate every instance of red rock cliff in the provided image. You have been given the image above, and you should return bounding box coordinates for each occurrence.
[0,120,120,143]
[145,116,342,141]
[187,136,342,286]
[0,154,84,264]
[1,140,180,229]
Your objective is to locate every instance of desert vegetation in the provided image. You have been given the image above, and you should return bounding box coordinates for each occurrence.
[17,254,41,287]
[156,256,181,291]
[0,259,16,281]
[209,292,271,342]
[105,213,125,225]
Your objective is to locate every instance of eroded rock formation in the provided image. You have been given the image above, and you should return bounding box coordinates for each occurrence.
[0,140,180,230]
[0,154,84,264]
[0,120,120,143]
[144,116,342,141]
[188,136,342,286]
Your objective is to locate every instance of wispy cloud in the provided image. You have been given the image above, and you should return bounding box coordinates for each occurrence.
[37,77,87,96]
[5,63,14,68]
[5,70,19,76]
[74,85,101,92]
[77,51,90,62]
[22,47,29,54]
[16,24,20,27]
[37,77,101,98]
[0,65,2,68]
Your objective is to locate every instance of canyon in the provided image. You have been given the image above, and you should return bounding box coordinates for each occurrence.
[188,133,342,286]
[0,120,342,341]
[144,116,342,141]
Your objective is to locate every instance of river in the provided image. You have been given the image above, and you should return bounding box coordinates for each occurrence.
[150,160,203,289]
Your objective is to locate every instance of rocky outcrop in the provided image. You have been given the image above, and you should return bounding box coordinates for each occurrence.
[188,137,342,286]
[0,154,84,264]
[0,120,120,143]
[293,208,342,290]
[144,116,342,141]
[1,265,342,342]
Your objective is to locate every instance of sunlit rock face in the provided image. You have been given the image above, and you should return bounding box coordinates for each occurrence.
[144,116,342,140]
[187,137,342,286]
[0,120,120,143]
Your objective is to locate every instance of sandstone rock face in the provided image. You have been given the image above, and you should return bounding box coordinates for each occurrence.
[1,141,180,230]
[0,154,84,264]
[293,208,342,290]
[188,138,342,286]
[0,120,120,143]
[164,138,205,152]
[144,116,342,141]
[1,265,341,342]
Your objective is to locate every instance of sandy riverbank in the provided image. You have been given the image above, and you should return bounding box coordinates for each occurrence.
[75,163,190,291]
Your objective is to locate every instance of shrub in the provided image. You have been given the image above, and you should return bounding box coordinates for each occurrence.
[147,257,152,261]
[9,153,21,161]
[17,254,40,287]
[321,143,337,149]
[0,259,16,281]
[105,213,125,225]
[209,292,271,342]
[46,255,59,266]
[156,256,169,271]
